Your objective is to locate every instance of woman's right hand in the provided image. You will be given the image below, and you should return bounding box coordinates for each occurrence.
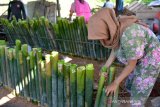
[99,65,108,78]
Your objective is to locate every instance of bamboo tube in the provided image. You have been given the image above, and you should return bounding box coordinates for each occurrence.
[39,60,46,106]
[110,66,119,107]
[77,66,85,107]
[18,50,25,96]
[70,64,77,107]
[16,40,21,52]
[106,66,116,107]
[94,66,108,107]
[0,46,6,85]
[21,44,29,97]
[12,49,18,95]
[98,87,107,107]
[5,47,10,87]
[57,60,65,107]
[45,54,52,107]
[36,49,42,103]
[64,62,71,107]
[0,46,5,85]
[26,56,31,98]
[33,48,41,101]
[15,40,21,96]
[85,64,94,107]
[51,51,59,107]
[29,51,37,100]
[7,48,14,89]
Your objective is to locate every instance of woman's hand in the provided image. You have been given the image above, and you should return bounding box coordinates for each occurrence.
[99,65,108,78]
[105,81,119,96]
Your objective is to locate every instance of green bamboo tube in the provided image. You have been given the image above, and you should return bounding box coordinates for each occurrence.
[73,18,81,56]
[33,48,41,101]
[4,47,10,87]
[110,66,119,107]
[39,60,46,106]
[26,56,31,98]
[52,24,60,50]
[45,54,52,107]
[99,87,107,107]
[63,20,72,53]
[94,66,108,107]
[64,62,71,107]
[57,60,64,107]
[64,21,73,53]
[70,64,77,107]
[21,44,29,97]
[85,64,94,107]
[14,40,21,96]
[7,48,14,88]
[80,17,89,57]
[29,51,37,100]
[69,23,75,54]
[0,46,4,84]
[0,47,2,84]
[0,46,6,85]
[12,49,18,95]
[16,40,21,52]
[18,50,25,96]
[77,66,85,107]
[77,17,85,57]
[51,51,59,107]
[36,49,42,103]
[69,23,76,55]
[57,19,65,52]
[106,66,116,107]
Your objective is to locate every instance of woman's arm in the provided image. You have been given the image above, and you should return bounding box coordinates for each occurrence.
[105,59,137,95]
[105,49,116,68]
[114,59,137,85]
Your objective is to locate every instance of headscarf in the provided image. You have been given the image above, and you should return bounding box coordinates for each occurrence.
[88,8,138,49]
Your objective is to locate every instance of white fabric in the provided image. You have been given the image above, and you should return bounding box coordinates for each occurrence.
[104,1,114,8]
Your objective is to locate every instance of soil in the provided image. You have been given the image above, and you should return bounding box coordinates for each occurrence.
[0,54,159,107]
[0,86,38,107]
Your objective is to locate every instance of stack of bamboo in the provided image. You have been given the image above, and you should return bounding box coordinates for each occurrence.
[1,17,55,50]
[52,17,111,60]
[1,17,111,60]
[0,40,94,107]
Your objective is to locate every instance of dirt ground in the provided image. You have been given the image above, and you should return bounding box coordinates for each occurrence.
[0,86,38,107]
[0,54,159,107]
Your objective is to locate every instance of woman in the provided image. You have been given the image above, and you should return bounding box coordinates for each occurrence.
[69,0,91,23]
[88,8,160,106]
[7,0,26,21]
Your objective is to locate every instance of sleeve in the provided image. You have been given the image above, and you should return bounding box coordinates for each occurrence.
[121,26,146,60]
[7,2,11,20]
[70,3,75,12]
[21,2,26,19]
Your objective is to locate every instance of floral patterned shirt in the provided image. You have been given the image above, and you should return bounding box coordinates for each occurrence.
[116,23,160,67]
